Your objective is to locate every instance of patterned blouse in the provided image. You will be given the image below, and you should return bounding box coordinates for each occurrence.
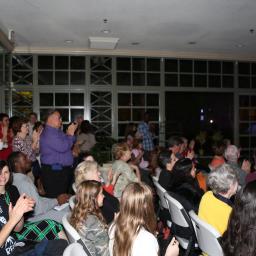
[12,135,36,161]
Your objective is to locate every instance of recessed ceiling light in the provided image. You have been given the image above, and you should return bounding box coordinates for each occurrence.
[101,29,111,34]
[188,41,196,45]
[236,44,245,48]
[65,40,73,44]
[131,42,140,45]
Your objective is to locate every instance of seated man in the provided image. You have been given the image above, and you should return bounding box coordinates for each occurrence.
[8,152,70,223]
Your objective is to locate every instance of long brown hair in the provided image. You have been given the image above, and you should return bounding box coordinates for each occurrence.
[69,180,106,231]
[112,182,157,256]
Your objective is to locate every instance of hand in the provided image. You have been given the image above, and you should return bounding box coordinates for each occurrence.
[32,130,40,142]
[9,194,35,224]
[165,237,179,256]
[241,159,251,174]
[66,123,78,136]
[169,154,178,170]
[189,139,195,150]
[186,150,195,160]
[57,194,70,205]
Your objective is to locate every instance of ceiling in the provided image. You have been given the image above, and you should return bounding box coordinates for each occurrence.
[0,0,256,59]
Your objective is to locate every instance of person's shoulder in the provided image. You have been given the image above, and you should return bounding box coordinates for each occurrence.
[201,191,213,200]
[85,214,102,227]
[132,228,158,255]
[137,228,156,241]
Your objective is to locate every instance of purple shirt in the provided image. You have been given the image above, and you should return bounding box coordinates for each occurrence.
[40,125,75,166]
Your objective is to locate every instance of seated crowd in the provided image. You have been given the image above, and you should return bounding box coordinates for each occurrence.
[0,110,256,256]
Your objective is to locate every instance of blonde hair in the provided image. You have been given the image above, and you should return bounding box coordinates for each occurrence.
[69,180,106,231]
[74,161,98,188]
[112,182,157,256]
[112,142,130,160]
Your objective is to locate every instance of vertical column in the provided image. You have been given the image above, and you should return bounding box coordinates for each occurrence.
[233,61,239,146]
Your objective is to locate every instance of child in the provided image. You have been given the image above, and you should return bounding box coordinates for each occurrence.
[109,182,179,256]
[70,180,109,256]
[112,143,141,199]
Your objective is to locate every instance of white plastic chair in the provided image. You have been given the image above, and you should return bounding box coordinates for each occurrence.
[152,178,172,227]
[62,213,81,243]
[62,213,92,256]
[189,211,223,256]
[164,193,197,256]
[69,195,76,210]
[63,242,88,256]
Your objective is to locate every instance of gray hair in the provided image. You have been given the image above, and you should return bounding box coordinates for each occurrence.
[207,163,238,194]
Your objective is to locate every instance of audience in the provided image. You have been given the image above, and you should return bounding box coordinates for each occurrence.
[70,180,109,256]
[167,136,182,158]
[124,122,137,149]
[8,152,70,223]
[130,138,149,170]
[158,150,177,191]
[76,120,96,154]
[0,162,67,256]
[224,144,251,186]
[0,113,12,161]
[169,158,204,212]
[112,142,140,199]
[0,160,66,243]
[40,109,77,198]
[222,180,256,256]
[2,108,256,255]
[28,112,38,137]
[198,164,238,235]
[74,160,119,224]
[137,112,154,161]
[109,182,179,256]
[209,141,225,170]
[12,117,41,184]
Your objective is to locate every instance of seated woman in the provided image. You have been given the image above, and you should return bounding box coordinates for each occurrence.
[109,182,179,256]
[209,141,225,171]
[169,158,204,213]
[198,163,238,235]
[158,150,177,191]
[111,143,141,199]
[70,180,109,256]
[75,160,119,224]
[12,117,41,182]
[0,160,66,242]
[222,180,256,255]
[0,160,67,256]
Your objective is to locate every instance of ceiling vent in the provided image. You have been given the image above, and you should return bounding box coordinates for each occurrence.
[89,37,119,49]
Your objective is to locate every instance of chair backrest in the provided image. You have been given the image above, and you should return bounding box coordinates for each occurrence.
[189,211,223,256]
[164,192,190,227]
[152,178,169,209]
[69,195,76,210]
[164,192,197,252]
[62,213,93,256]
[62,213,80,243]
[63,242,88,256]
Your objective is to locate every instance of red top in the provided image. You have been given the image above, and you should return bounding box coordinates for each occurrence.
[0,124,13,160]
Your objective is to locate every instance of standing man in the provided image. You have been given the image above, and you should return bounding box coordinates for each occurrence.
[40,110,77,198]
[137,112,154,161]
